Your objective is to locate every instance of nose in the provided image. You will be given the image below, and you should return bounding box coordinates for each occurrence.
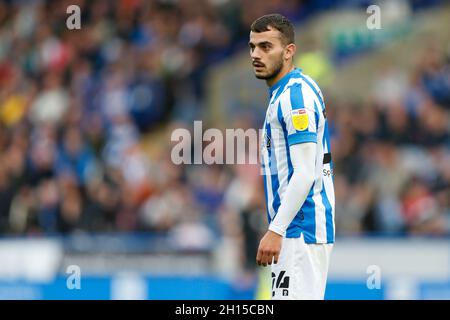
[251,47,261,60]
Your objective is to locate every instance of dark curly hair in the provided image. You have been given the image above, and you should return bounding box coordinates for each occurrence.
[250,14,295,46]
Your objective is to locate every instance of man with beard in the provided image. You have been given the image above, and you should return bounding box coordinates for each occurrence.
[249,14,335,300]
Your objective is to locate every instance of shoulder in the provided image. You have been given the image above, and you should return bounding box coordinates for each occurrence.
[277,78,302,104]
[283,77,319,109]
[296,72,325,104]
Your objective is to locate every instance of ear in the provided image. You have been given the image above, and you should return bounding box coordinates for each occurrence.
[284,43,296,61]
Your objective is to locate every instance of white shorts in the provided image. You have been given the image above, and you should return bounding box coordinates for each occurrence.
[271,234,333,300]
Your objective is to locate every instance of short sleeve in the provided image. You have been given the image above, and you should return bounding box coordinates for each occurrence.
[280,83,318,146]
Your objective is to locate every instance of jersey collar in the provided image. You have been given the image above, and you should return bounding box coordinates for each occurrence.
[268,67,302,100]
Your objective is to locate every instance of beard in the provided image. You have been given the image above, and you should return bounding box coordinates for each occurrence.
[254,55,284,81]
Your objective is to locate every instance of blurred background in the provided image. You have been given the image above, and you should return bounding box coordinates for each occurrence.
[0,0,449,299]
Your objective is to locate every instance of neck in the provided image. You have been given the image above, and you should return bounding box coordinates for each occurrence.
[266,64,295,87]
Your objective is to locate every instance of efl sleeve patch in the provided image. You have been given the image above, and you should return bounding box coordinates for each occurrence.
[291,109,308,131]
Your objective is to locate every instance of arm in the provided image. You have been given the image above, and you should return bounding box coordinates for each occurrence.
[256,142,316,266]
[269,142,316,236]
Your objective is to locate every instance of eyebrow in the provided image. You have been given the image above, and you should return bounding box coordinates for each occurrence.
[248,41,273,47]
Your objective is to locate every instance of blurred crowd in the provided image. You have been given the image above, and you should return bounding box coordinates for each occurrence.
[0,0,449,274]
[331,43,450,236]
[0,0,301,239]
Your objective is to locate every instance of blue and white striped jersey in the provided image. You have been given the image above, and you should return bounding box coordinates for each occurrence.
[261,67,335,244]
